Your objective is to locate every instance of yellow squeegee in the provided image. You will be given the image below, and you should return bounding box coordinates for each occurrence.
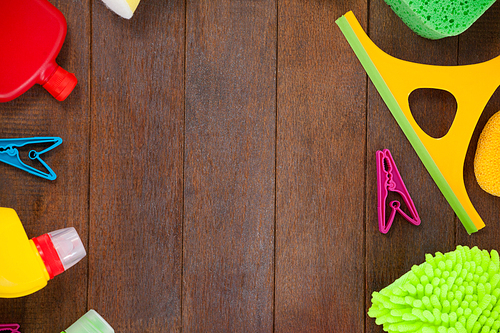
[336,11,500,234]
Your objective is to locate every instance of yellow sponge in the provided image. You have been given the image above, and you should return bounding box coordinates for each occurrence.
[475,111,500,196]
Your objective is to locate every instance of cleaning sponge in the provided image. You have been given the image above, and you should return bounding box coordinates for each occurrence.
[475,111,500,197]
[384,0,497,39]
[368,246,500,332]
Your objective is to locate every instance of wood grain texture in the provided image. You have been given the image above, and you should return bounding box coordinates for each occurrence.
[89,0,185,331]
[0,0,90,331]
[366,0,457,332]
[4,0,500,332]
[183,0,276,331]
[458,1,500,250]
[275,1,367,332]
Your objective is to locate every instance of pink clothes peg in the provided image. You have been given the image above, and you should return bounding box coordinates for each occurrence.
[0,324,20,332]
[377,149,420,234]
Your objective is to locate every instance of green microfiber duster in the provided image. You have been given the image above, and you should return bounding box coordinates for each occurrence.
[368,246,500,332]
[384,0,497,39]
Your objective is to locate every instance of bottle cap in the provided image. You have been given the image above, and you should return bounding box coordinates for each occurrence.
[42,66,77,101]
[65,310,114,333]
[48,227,86,271]
[32,227,86,279]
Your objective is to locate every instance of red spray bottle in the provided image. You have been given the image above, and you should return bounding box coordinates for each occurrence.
[0,0,77,102]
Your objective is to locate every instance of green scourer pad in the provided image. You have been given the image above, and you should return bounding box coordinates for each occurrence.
[384,0,497,39]
[369,246,500,332]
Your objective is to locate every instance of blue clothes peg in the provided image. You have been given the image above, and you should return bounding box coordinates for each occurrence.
[0,137,62,180]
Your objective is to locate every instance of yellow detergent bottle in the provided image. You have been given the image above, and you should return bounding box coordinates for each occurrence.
[0,207,86,298]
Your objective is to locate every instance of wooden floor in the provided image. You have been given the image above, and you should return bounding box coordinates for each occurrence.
[2,0,500,332]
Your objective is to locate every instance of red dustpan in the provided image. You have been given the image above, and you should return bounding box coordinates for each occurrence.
[0,0,77,102]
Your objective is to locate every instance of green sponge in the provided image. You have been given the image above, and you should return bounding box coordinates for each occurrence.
[368,246,500,332]
[384,0,497,39]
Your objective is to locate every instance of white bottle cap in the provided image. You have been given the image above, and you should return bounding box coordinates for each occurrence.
[48,227,86,271]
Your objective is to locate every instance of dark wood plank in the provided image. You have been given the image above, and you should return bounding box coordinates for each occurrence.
[275,1,366,331]
[458,2,500,249]
[89,0,185,331]
[366,0,458,332]
[183,0,276,331]
[0,0,90,331]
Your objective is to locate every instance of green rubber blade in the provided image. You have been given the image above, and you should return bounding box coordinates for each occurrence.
[335,13,478,234]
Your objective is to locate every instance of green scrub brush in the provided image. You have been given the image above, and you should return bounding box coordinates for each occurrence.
[384,0,497,39]
[368,246,500,332]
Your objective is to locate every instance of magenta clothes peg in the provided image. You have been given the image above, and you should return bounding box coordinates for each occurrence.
[0,324,20,333]
[377,149,420,234]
